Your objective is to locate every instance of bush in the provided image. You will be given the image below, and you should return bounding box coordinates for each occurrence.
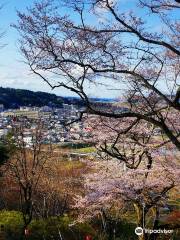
[0,211,96,240]
[0,211,23,240]
[29,215,96,240]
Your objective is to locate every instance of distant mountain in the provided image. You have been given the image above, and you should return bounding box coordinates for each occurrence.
[0,87,84,109]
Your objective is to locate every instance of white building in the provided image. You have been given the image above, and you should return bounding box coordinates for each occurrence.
[0,128,8,138]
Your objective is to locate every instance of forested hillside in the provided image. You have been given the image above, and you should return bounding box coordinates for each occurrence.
[0,87,84,108]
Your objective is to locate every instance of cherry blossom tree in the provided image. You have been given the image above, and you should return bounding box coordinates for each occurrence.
[76,114,179,239]
[74,158,180,240]
[14,0,180,149]
[85,114,179,170]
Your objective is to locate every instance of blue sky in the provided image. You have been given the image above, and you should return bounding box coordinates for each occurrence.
[0,0,179,98]
[0,0,69,96]
[0,0,136,98]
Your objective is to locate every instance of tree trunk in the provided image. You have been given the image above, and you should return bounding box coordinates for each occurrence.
[134,204,148,240]
[149,207,159,240]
